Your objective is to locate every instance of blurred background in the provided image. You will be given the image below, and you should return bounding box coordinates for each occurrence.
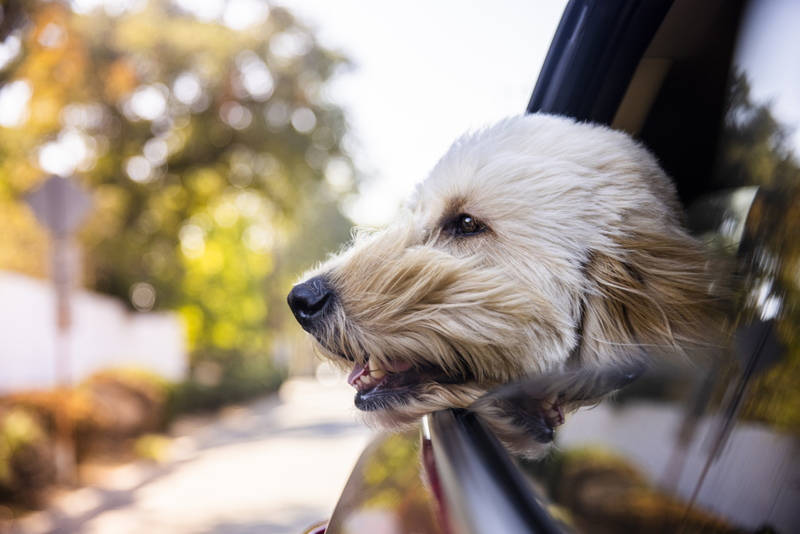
[0,0,567,532]
[2,0,800,533]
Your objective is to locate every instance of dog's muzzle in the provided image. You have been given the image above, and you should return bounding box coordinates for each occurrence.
[287,276,334,332]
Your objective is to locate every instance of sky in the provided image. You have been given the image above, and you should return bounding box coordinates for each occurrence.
[275,0,569,225]
[735,0,800,157]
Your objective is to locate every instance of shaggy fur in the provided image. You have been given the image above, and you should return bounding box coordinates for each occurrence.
[291,114,726,439]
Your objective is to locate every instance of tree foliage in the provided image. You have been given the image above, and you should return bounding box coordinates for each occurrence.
[0,0,355,372]
[715,70,800,432]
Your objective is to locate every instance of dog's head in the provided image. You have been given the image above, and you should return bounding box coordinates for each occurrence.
[288,114,724,431]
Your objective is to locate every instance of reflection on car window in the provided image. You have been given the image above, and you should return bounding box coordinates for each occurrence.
[732,0,800,157]
[492,1,800,533]
[715,0,800,433]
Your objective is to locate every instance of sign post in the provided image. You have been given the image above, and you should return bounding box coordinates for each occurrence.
[25,175,93,485]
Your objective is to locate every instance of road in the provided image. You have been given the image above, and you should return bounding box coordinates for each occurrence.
[12,377,374,534]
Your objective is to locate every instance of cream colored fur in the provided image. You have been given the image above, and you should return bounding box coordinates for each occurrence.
[298,113,725,433]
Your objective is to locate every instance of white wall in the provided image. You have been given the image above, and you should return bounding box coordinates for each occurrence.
[558,402,800,533]
[0,271,187,392]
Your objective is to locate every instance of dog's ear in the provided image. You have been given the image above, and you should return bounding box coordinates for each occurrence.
[579,221,728,368]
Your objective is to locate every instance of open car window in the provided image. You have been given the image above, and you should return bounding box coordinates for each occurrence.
[490,0,800,532]
[324,2,799,533]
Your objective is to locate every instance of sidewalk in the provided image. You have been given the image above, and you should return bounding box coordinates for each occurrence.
[11,377,374,534]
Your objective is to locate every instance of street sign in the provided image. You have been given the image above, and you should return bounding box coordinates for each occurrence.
[25,175,93,238]
[23,174,93,485]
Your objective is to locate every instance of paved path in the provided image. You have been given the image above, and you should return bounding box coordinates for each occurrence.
[12,377,374,534]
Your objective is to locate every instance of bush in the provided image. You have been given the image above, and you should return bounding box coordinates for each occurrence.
[525,448,744,534]
[76,369,170,460]
[0,362,285,509]
[0,369,169,508]
[0,408,55,508]
[168,356,286,416]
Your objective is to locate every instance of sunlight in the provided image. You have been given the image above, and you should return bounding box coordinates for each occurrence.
[0,80,31,128]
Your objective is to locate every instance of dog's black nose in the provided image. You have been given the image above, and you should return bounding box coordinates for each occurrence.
[288,276,333,329]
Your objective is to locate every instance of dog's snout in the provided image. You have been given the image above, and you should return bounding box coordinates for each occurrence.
[287,276,333,329]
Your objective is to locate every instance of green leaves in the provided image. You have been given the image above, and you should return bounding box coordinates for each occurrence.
[0,0,356,372]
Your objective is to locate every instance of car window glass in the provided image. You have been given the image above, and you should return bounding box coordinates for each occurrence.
[479,2,800,533]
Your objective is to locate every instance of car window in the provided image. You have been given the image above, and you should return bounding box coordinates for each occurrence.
[494,1,800,532]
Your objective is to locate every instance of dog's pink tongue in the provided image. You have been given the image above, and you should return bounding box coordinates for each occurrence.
[347,362,368,386]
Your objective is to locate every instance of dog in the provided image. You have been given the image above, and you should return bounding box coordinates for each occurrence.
[288,114,725,446]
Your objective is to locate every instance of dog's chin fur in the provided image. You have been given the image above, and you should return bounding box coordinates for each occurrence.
[357,382,488,433]
[295,113,728,442]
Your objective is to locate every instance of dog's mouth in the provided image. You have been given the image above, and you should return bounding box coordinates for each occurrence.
[345,358,466,411]
[347,359,412,392]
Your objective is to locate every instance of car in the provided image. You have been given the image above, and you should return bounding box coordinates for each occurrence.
[307,0,800,532]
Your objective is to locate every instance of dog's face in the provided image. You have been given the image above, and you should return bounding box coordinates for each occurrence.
[288,114,722,432]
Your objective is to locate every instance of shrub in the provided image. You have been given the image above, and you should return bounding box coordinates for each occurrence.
[0,408,54,508]
[168,355,285,416]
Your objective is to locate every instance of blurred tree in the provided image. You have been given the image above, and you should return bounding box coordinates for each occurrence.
[714,71,799,190]
[0,0,355,378]
[714,70,800,432]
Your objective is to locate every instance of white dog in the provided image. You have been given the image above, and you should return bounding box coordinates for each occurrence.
[288,114,725,441]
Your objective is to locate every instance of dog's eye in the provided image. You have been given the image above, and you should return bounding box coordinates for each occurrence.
[449,214,486,236]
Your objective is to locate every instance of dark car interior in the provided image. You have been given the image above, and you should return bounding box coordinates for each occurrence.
[530,0,745,206]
